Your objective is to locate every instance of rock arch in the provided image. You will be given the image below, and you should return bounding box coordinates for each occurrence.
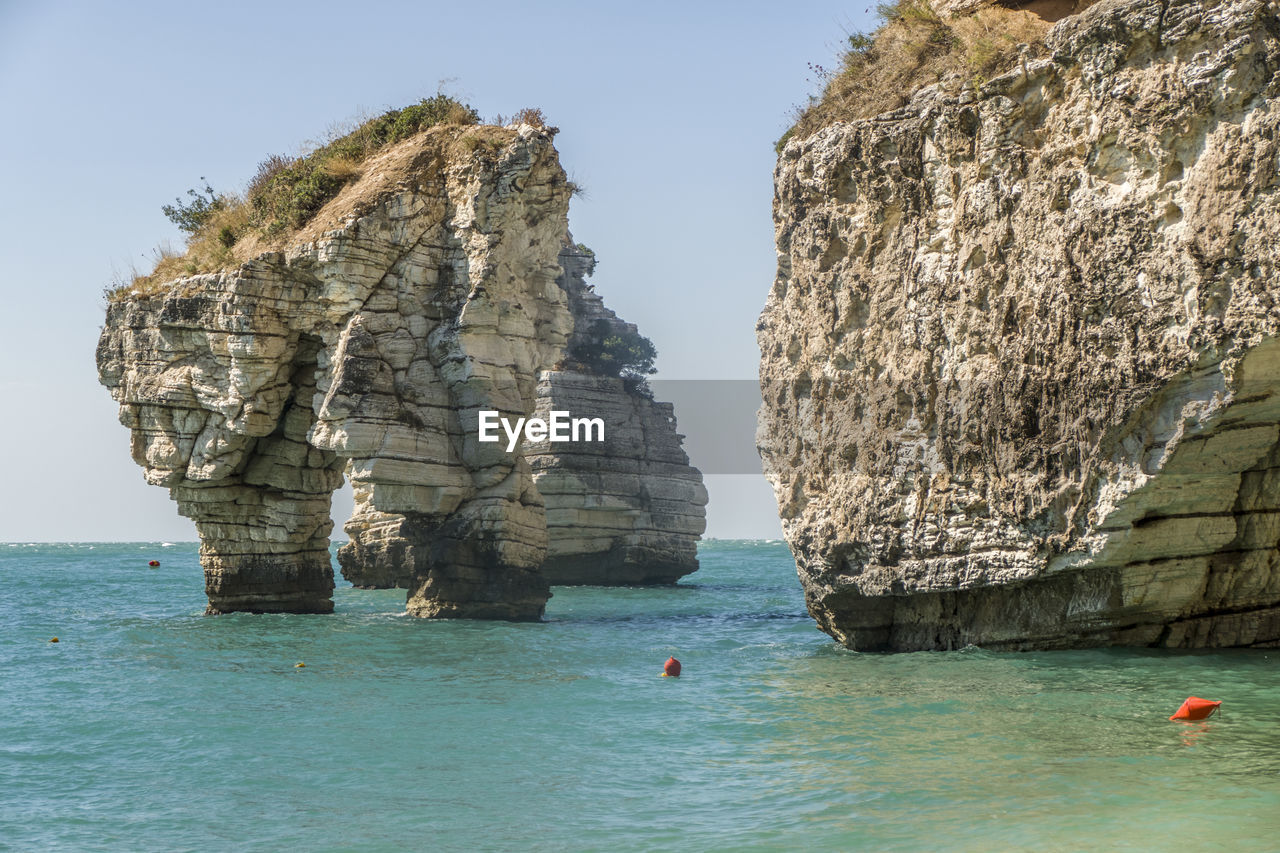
[99,124,707,618]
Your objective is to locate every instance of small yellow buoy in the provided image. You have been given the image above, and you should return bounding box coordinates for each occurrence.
[295,662,306,668]
[50,637,59,643]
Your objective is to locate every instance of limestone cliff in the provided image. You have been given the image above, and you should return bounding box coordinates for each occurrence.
[99,122,703,618]
[337,243,708,588]
[759,0,1280,649]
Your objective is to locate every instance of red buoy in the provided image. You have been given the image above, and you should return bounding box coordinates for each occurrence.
[148,560,160,567]
[1170,696,1221,721]
[663,656,681,677]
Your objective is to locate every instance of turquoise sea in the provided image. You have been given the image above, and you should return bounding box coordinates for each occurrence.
[2,540,1278,851]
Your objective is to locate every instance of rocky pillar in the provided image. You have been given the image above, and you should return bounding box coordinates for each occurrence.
[99,289,344,613]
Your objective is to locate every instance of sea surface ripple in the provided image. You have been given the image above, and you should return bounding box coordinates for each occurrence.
[2,541,1277,851]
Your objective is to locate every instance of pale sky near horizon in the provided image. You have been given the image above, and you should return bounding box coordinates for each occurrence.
[0,0,877,542]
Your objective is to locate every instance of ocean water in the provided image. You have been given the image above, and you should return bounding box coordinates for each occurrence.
[1,541,1277,852]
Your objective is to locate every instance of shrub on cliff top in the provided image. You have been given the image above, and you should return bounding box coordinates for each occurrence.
[778,0,1051,152]
[162,179,226,234]
[511,107,546,128]
[113,94,481,298]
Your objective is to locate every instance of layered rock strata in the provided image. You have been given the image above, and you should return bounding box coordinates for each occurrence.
[758,0,1280,649]
[338,244,708,587]
[100,125,575,618]
[529,370,706,584]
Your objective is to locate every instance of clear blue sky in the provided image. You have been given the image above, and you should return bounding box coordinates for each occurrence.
[0,0,875,542]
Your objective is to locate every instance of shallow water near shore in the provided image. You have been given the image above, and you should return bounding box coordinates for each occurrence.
[2,540,1277,851]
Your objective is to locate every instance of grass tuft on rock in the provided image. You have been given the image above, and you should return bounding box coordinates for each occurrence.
[778,0,1053,153]
[248,94,480,236]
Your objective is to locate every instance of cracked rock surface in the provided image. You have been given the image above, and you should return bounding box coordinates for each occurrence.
[758,0,1280,649]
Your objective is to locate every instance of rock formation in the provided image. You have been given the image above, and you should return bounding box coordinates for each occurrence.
[99,122,704,618]
[528,247,707,583]
[525,370,706,583]
[338,244,707,588]
[758,0,1280,649]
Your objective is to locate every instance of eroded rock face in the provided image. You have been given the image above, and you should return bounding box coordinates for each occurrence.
[338,243,708,587]
[758,0,1280,649]
[99,125,574,618]
[529,371,707,584]
[532,246,708,584]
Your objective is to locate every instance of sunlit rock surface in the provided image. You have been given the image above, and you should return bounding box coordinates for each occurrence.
[758,0,1280,649]
[100,124,703,618]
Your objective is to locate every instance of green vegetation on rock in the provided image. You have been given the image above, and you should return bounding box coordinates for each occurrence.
[571,319,658,380]
[162,179,226,234]
[248,94,480,235]
[778,0,1051,152]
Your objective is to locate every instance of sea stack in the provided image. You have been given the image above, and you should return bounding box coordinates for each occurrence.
[98,114,704,618]
[758,0,1280,650]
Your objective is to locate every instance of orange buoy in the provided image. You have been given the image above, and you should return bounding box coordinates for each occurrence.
[148,560,160,567]
[295,662,306,668]
[49,637,59,643]
[1170,696,1221,721]
[662,656,681,677]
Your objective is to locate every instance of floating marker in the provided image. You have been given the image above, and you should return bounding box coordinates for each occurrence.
[148,560,160,567]
[49,637,59,643]
[295,662,306,668]
[1170,696,1221,721]
[662,656,681,677]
